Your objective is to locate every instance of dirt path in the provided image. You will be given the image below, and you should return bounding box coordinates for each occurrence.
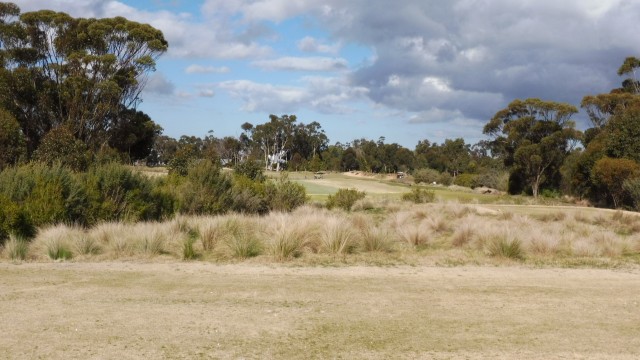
[1,262,639,359]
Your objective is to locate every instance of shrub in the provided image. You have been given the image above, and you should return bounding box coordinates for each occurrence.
[0,195,35,243]
[623,177,640,211]
[176,160,233,215]
[266,173,307,212]
[83,162,173,223]
[234,160,265,181]
[438,172,453,186]
[230,175,269,214]
[0,163,89,227]
[402,188,435,204]
[326,188,366,211]
[453,173,478,188]
[413,168,440,184]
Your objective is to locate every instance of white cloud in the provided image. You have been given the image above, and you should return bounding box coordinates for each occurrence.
[198,89,216,97]
[219,76,368,114]
[297,36,341,54]
[252,57,349,72]
[185,65,231,74]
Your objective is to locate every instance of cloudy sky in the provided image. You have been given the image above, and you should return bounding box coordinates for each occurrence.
[12,0,640,147]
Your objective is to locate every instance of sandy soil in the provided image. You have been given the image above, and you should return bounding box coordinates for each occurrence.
[1,262,639,359]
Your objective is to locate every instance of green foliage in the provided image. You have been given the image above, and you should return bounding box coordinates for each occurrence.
[592,157,640,208]
[234,160,265,181]
[0,195,35,244]
[175,160,233,215]
[0,108,26,170]
[484,98,581,197]
[0,5,168,153]
[33,126,89,171]
[402,188,435,204]
[413,168,440,184]
[453,173,478,188]
[0,162,89,227]
[326,188,366,211]
[623,177,640,211]
[230,175,269,214]
[83,162,173,223]
[266,173,307,212]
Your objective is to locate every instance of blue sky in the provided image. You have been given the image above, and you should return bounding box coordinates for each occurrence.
[13,0,640,148]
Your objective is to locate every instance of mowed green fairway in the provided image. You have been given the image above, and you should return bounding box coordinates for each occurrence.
[1,263,638,359]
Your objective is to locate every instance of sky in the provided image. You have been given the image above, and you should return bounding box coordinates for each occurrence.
[11,0,640,148]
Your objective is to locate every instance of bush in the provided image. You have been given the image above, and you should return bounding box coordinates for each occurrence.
[326,188,366,211]
[438,172,453,186]
[623,177,640,211]
[234,160,265,181]
[230,175,269,214]
[266,173,307,212]
[413,168,440,184]
[0,163,89,227]
[0,195,35,244]
[402,188,435,203]
[175,160,233,215]
[453,173,478,188]
[83,162,173,223]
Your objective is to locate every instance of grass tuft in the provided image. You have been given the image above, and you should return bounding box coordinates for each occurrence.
[4,234,29,261]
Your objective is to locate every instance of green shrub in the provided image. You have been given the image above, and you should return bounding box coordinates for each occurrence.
[83,162,173,223]
[176,160,233,215]
[230,175,269,214]
[234,160,265,181]
[453,173,478,188]
[438,172,453,186]
[402,188,435,204]
[0,163,89,227]
[623,177,640,211]
[413,168,440,184]
[266,173,307,212]
[326,188,366,211]
[0,195,35,243]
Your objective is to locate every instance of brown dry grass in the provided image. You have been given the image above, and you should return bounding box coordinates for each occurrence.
[0,262,639,359]
[3,202,640,267]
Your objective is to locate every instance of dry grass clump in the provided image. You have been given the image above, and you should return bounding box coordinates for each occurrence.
[264,212,316,260]
[3,234,29,261]
[451,224,475,247]
[485,231,525,260]
[32,224,80,260]
[350,214,394,252]
[320,216,357,254]
[219,215,261,259]
[533,211,567,222]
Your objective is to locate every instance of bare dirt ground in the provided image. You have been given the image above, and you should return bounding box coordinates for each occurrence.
[1,262,639,359]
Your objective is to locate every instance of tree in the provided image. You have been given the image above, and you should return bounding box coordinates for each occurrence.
[0,3,167,153]
[107,107,162,161]
[252,114,296,171]
[484,98,581,197]
[32,125,88,171]
[0,107,26,169]
[592,157,640,208]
